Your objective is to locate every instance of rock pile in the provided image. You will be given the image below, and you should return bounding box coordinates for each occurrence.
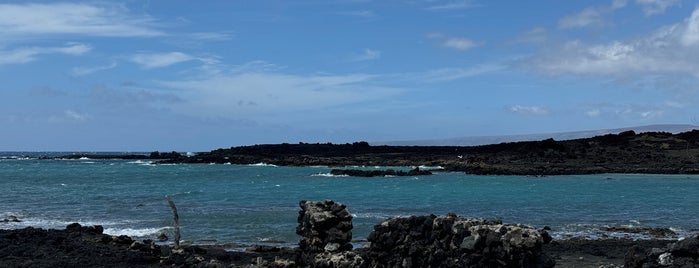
[295,200,364,267]
[625,235,699,267]
[366,213,555,268]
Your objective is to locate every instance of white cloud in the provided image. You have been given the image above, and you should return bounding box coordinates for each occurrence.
[129,52,195,69]
[351,48,381,61]
[682,8,699,46]
[582,103,666,120]
[426,0,478,11]
[417,64,504,82]
[157,67,400,119]
[558,0,626,29]
[0,43,91,65]
[442,38,478,50]
[509,105,549,116]
[510,27,548,44]
[559,8,604,28]
[0,2,163,38]
[48,110,89,123]
[526,7,699,78]
[71,62,118,76]
[636,0,679,16]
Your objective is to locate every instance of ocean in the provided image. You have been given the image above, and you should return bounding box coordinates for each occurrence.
[2,152,698,249]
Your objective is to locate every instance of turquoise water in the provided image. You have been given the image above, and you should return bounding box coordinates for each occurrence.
[1,154,698,247]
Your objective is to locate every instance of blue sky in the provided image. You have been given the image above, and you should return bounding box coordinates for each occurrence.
[1,0,698,151]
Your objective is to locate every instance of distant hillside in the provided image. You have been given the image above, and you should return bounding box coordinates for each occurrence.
[374,124,699,146]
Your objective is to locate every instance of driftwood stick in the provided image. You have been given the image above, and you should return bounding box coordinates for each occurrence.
[166,196,181,249]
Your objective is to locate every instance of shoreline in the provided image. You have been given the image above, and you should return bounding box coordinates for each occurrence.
[4,129,698,176]
[0,223,682,267]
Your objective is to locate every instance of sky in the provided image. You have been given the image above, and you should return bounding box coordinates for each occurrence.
[1,0,699,151]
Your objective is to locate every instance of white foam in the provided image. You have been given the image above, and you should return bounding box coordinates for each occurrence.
[79,157,90,160]
[248,163,278,167]
[103,227,170,237]
[418,165,444,170]
[311,173,348,177]
[128,160,153,165]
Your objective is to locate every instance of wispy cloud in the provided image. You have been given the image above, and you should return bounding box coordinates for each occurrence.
[72,62,118,76]
[508,105,549,116]
[442,38,478,50]
[582,103,666,120]
[416,64,504,82]
[186,32,233,41]
[0,43,91,65]
[48,110,89,123]
[558,0,627,29]
[510,27,548,44]
[339,10,377,19]
[350,48,381,61]
[0,2,163,38]
[129,52,195,69]
[525,7,699,80]
[636,0,679,16]
[428,33,479,51]
[157,65,400,119]
[426,0,479,11]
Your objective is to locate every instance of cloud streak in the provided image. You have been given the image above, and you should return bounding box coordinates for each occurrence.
[129,52,195,69]
[426,0,478,11]
[558,0,627,29]
[350,48,381,62]
[509,105,549,116]
[157,67,401,119]
[0,43,91,65]
[0,2,163,38]
[636,0,679,16]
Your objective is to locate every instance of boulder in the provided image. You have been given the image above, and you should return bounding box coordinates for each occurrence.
[296,200,357,267]
[366,213,555,268]
[624,235,699,268]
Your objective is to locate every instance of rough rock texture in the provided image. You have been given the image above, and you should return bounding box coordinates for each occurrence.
[0,223,161,267]
[366,213,555,268]
[296,200,359,267]
[329,167,433,177]
[625,235,699,268]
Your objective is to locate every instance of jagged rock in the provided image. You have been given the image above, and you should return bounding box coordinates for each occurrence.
[1,215,21,223]
[366,213,555,268]
[330,167,432,177]
[296,200,357,267]
[310,251,365,268]
[624,235,699,268]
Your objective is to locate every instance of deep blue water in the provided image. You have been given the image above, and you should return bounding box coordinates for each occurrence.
[1,153,698,248]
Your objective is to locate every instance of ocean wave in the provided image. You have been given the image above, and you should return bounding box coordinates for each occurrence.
[418,165,444,170]
[103,226,171,237]
[127,160,154,165]
[311,173,348,177]
[248,163,278,167]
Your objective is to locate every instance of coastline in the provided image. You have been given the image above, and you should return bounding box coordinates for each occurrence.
[0,221,682,267]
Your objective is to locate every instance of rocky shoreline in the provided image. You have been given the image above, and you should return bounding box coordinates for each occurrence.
[2,200,697,267]
[45,130,699,176]
[155,130,699,175]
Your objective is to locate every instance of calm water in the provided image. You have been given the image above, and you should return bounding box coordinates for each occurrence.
[1,153,698,247]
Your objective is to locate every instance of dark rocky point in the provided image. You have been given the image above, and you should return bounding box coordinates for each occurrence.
[158,130,699,175]
[329,167,432,177]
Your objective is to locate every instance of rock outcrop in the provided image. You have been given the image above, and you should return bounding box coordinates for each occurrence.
[366,213,555,268]
[295,200,363,267]
[330,167,432,177]
[625,235,699,267]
